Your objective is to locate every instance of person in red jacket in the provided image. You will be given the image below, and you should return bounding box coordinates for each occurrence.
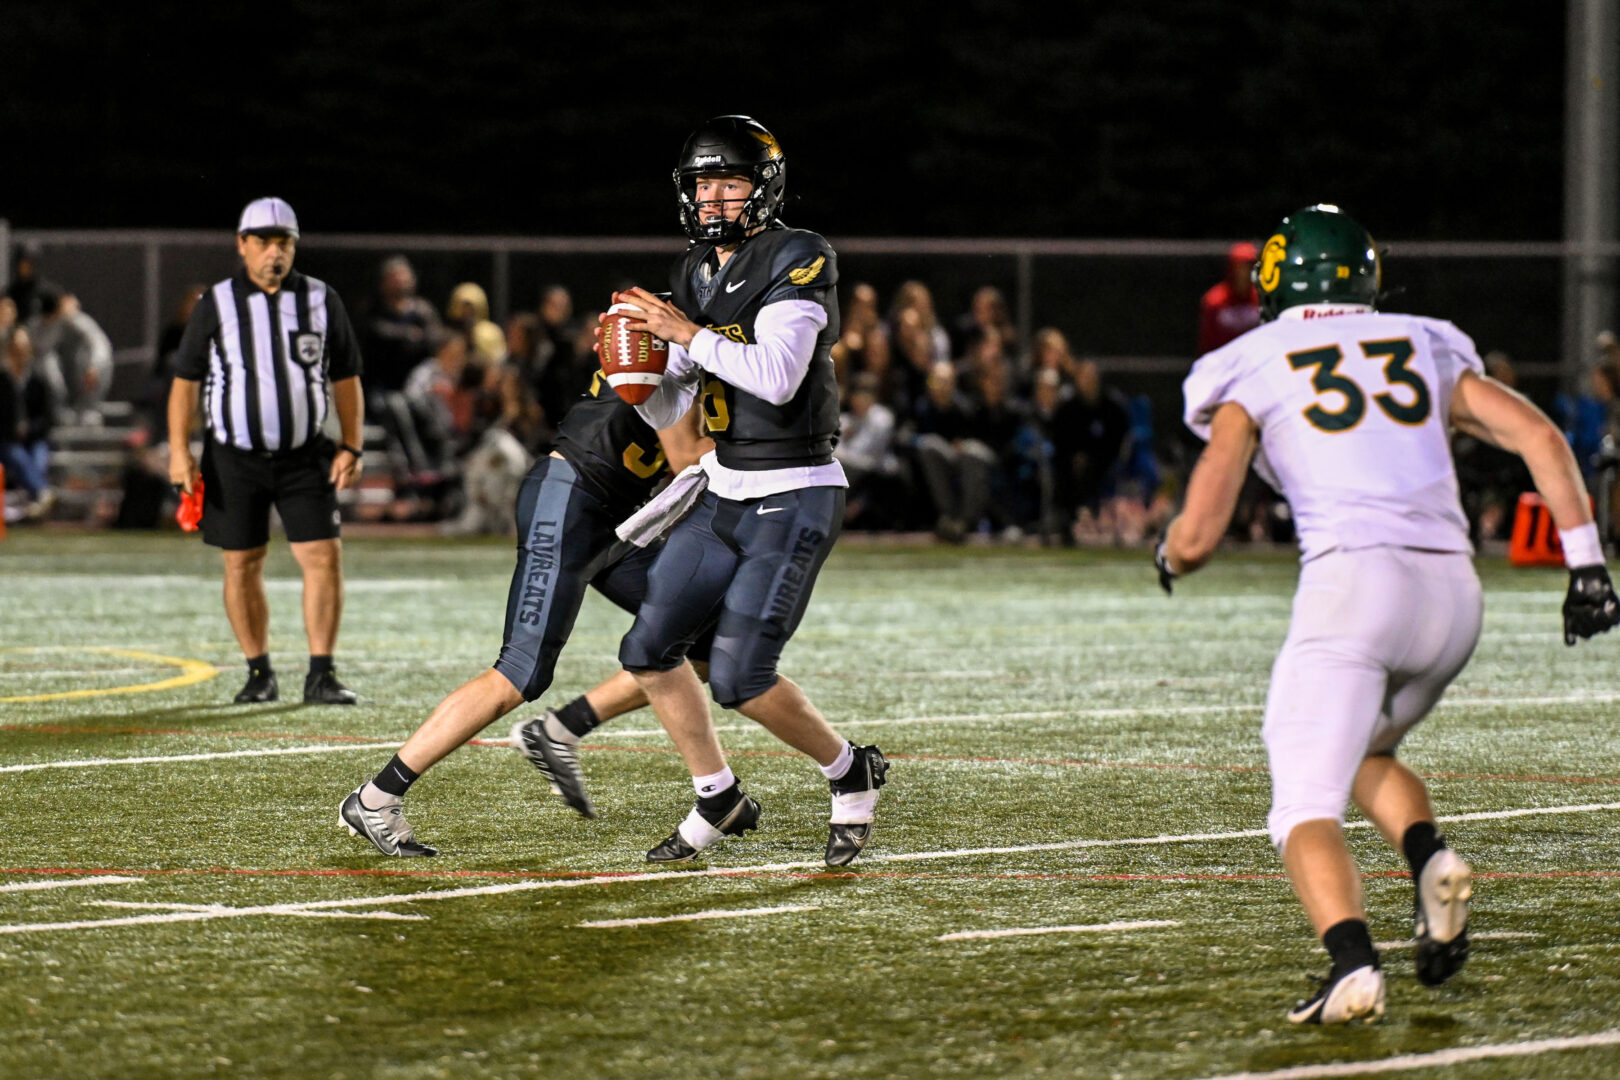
[1197,241,1262,355]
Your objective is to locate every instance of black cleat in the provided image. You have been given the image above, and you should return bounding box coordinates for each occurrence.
[1414,848,1473,987]
[234,669,279,704]
[511,712,596,819]
[647,789,761,864]
[826,744,889,867]
[1286,964,1385,1025]
[339,788,437,857]
[304,670,358,705]
[826,823,875,867]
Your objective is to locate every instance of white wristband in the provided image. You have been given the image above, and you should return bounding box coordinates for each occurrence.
[1559,522,1605,569]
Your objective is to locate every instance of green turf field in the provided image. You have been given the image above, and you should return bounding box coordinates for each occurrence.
[1,532,1618,1079]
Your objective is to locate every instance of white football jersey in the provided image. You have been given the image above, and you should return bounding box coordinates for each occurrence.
[1183,305,1484,561]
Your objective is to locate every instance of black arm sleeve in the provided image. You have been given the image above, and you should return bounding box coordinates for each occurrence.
[172,290,220,381]
[324,289,363,380]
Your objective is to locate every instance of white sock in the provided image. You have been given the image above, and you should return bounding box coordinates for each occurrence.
[819,741,855,781]
[541,712,581,746]
[831,789,880,825]
[359,781,399,810]
[693,766,736,800]
[677,806,725,851]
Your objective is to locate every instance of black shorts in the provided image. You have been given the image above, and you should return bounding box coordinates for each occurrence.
[619,486,844,709]
[200,438,341,551]
[493,455,714,702]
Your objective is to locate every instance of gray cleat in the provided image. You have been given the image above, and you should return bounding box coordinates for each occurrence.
[339,787,437,857]
[511,712,596,819]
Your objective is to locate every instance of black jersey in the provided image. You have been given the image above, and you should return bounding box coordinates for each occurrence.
[552,371,670,512]
[670,224,841,471]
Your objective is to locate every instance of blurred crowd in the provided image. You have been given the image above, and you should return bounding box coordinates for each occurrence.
[7,240,1620,549]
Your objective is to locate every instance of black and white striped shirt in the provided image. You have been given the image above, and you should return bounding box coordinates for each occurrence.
[173,268,362,452]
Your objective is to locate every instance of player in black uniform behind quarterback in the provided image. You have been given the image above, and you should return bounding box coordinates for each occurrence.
[339,376,711,856]
[613,115,890,868]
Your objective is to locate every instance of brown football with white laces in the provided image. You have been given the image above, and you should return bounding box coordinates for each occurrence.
[599,302,670,405]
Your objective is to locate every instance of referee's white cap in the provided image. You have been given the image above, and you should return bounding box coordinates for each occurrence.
[237,196,300,238]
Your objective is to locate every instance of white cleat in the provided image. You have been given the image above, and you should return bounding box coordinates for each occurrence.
[1287,965,1386,1025]
[1414,847,1473,986]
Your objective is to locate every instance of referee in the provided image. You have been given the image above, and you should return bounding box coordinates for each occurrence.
[167,197,365,705]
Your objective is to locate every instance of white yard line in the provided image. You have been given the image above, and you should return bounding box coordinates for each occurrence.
[937,919,1179,941]
[4,799,1617,936]
[578,904,820,929]
[0,875,141,894]
[0,742,403,774]
[1192,1028,1620,1080]
[91,901,427,921]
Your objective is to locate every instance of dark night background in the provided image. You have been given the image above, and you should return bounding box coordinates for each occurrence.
[0,1,1568,239]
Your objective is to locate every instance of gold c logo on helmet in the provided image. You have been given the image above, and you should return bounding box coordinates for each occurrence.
[789,255,826,286]
[1258,234,1288,293]
[751,130,784,159]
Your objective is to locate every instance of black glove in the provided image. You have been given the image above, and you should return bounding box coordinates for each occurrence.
[1154,540,1177,596]
[1563,564,1620,645]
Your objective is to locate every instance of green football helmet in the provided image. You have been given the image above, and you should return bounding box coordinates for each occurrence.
[1254,204,1381,322]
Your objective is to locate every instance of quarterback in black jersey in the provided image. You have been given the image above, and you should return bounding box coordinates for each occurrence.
[614,115,889,868]
[339,379,711,856]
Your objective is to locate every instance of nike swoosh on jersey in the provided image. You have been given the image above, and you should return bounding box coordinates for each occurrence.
[756,505,785,515]
[725,280,747,293]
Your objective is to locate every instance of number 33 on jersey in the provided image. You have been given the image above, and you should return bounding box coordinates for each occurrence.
[1182,308,1484,561]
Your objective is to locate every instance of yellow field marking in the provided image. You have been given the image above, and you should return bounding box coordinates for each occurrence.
[0,647,219,703]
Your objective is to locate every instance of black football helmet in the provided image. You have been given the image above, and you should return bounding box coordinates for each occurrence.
[674,115,787,243]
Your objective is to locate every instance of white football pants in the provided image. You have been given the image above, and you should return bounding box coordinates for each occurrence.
[1263,547,1483,849]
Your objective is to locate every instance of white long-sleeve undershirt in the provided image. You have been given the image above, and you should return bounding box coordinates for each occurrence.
[636,297,846,499]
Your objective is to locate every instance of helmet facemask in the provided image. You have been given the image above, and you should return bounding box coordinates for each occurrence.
[672,116,787,242]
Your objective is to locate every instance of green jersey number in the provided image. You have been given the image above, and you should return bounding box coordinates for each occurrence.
[1286,338,1430,433]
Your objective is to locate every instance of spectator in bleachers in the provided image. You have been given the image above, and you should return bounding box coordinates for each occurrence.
[912,359,993,543]
[967,358,1039,536]
[32,291,113,426]
[835,371,904,529]
[959,330,1011,396]
[532,284,594,429]
[888,280,951,366]
[950,284,1018,360]
[402,329,476,492]
[831,282,889,399]
[358,256,443,393]
[1049,358,1130,539]
[1197,241,1262,355]
[892,305,941,419]
[1555,350,1620,482]
[355,257,446,491]
[1022,326,1078,398]
[6,242,58,323]
[143,283,208,433]
[0,306,56,522]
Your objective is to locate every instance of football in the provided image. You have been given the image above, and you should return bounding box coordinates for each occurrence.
[599,302,670,405]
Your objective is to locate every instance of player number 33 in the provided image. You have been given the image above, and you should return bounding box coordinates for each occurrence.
[1286,337,1431,432]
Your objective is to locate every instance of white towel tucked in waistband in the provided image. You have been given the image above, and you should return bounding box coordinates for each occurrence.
[615,464,709,546]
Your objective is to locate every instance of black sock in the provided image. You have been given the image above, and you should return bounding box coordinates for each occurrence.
[371,754,420,798]
[696,781,740,818]
[1322,918,1379,975]
[1402,821,1446,879]
[555,696,601,738]
[309,654,334,676]
[246,653,272,677]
